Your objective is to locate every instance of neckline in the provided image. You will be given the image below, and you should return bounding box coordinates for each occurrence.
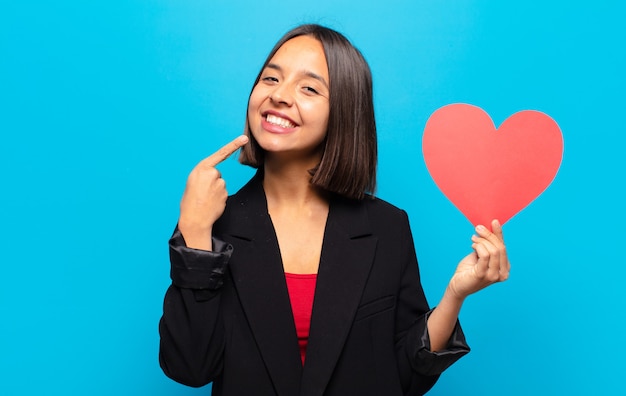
[284,272,318,279]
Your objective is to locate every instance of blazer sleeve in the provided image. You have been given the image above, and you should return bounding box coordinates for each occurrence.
[158,228,232,387]
[394,211,470,394]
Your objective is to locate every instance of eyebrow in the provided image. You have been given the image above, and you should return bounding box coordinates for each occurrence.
[265,63,329,90]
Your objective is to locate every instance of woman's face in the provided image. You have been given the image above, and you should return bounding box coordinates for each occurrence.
[247,35,330,164]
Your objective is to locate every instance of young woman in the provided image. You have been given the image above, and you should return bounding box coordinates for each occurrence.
[159,24,509,396]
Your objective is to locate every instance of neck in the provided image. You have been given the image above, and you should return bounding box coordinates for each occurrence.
[262,157,328,209]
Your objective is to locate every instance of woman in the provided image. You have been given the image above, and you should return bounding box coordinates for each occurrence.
[159,24,509,396]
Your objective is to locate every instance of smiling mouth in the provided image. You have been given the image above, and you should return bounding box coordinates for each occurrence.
[266,114,296,128]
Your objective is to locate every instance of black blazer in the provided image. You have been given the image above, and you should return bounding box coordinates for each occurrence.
[159,173,469,396]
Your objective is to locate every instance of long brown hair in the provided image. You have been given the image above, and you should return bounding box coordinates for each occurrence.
[239,24,377,200]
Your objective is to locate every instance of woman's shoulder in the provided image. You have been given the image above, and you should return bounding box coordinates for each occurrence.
[342,194,411,230]
[357,196,415,243]
[363,194,407,215]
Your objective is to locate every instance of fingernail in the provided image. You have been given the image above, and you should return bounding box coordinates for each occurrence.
[476,225,486,232]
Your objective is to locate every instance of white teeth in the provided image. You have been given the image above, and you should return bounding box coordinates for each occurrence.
[266,114,295,128]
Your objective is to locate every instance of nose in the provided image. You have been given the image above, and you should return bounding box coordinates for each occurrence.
[269,83,294,106]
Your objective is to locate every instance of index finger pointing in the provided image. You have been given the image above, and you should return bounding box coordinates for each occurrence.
[202,135,249,167]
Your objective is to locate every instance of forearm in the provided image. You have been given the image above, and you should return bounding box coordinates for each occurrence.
[160,230,232,385]
[427,287,465,352]
[159,285,225,386]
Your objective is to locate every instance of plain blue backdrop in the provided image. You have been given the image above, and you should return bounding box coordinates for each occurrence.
[1,1,624,395]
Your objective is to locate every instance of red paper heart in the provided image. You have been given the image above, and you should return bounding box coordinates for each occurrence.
[422,103,563,227]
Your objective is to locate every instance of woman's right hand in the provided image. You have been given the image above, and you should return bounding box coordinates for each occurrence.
[178,135,249,250]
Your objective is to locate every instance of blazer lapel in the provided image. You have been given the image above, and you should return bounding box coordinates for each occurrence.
[300,197,378,396]
[222,174,302,396]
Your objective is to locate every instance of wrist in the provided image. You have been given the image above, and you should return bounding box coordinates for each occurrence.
[443,284,467,306]
[178,224,213,250]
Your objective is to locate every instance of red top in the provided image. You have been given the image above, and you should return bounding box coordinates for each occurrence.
[284,272,317,365]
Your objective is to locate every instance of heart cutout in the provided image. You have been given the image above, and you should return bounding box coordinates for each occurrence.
[422,103,563,228]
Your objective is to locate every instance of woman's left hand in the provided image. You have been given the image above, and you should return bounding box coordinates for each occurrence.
[447,219,510,300]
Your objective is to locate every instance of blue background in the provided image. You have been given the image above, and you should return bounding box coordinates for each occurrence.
[1,1,624,395]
